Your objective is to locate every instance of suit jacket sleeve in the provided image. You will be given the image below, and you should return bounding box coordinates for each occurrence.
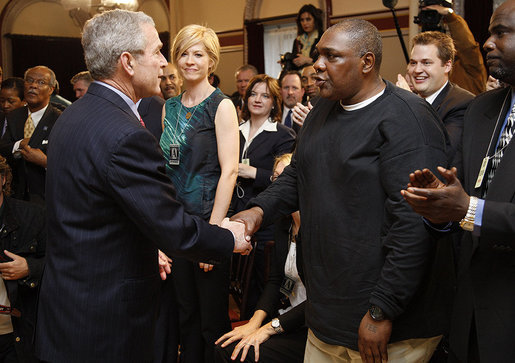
[106,127,234,263]
[249,150,299,226]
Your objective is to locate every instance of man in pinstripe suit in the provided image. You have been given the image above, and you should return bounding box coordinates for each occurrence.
[34,10,249,363]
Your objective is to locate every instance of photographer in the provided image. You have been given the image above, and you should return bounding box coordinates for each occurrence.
[419,3,487,94]
[281,4,323,71]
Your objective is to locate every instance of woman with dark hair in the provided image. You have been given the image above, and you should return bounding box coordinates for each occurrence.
[0,78,26,138]
[232,74,295,316]
[292,4,324,69]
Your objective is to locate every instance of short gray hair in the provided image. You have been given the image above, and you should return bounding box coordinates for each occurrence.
[329,19,383,71]
[82,9,155,80]
[24,65,57,89]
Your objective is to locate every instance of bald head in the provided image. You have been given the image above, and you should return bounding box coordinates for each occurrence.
[484,0,515,86]
[327,19,383,71]
[160,63,182,99]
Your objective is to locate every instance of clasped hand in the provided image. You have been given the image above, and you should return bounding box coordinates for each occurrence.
[0,250,29,280]
[401,166,470,224]
[220,218,252,255]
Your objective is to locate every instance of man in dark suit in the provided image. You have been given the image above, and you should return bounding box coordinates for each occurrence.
[0,66,61,205]
[34,10,249,363]
[279,71,304,134]
[232,19,449,362]
[402,1,515,361]
[398,31,474,160]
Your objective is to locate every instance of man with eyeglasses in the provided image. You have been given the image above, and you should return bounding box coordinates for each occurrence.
[0,65,61,205]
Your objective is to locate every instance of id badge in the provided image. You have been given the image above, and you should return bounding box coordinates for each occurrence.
[169,144,180,166]
[474,157,489,189]
[280,275,296,297]
[242,158,250,166]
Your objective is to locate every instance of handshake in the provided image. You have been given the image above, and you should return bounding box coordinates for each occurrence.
[221,217,253,255]
[220,207,264,255]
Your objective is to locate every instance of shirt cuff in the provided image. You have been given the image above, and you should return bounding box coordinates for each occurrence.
[423,217,452,232]
[473,198,484,237]
[12,140,22,154]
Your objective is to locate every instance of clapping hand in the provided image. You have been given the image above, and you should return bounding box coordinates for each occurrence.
[292,101,312,127]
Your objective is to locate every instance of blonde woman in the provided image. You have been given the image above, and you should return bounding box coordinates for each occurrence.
[160,24,239,362]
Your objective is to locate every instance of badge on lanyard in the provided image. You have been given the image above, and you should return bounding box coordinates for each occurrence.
[169,144,180,165]
[242,158,250,166]
[475,157,489,189]
[280,275,296,297]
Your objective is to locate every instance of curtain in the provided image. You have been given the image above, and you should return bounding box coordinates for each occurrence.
[263,23,297,78]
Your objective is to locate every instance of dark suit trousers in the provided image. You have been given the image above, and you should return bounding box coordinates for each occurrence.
[214,327,307,363]
[173,257,231,363]
[154,276,179,363]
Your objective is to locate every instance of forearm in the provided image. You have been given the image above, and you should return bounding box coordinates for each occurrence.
[209,169,238,225]
[248,309,268,328]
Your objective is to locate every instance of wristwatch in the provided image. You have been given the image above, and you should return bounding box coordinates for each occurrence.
[369,305,387,321]
[459,196,478,232]
[271,318,284,334]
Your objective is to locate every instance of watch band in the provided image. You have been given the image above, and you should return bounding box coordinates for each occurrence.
[271,318,284,334]
[459,196,478,231]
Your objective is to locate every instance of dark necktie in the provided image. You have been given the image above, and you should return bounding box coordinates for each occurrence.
[284,109,292,128]
[484,102,515,196]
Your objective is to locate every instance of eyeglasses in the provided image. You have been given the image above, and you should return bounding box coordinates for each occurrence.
[24,78,50,87]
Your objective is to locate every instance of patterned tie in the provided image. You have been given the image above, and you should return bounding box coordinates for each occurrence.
[139,116,146,128]
[285,109,292,128]
[23,114,35,138]
[484,102,515,196]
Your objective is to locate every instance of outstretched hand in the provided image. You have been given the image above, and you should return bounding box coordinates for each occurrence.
[230,206,264,238]
[220,218,252,255]
[401,166,470,224]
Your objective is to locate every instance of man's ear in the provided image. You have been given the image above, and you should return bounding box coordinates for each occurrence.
[120,52,135,76]
[444,59,452,74]
[362,52,376,74]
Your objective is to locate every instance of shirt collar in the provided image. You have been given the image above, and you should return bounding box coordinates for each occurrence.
[341,87,386,111]
[425,81,449,105]
[240,118,277,143]
[29,104,49,127]
[94,81,141,120]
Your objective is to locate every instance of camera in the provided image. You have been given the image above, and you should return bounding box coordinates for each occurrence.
[414,0,452,32]
[280,52,297,71]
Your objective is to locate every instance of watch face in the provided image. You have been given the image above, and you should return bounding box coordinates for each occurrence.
[272,319,279,328]
[369,306,384,321]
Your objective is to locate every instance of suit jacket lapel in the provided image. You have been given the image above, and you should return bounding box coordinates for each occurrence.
[466,88,511,198]
[432,82,451,112]
[29,106,55,147]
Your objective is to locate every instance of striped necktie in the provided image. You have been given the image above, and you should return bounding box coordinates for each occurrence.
[484,102,515,196]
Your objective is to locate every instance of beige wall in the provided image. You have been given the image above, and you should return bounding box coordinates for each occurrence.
[11,2,80,36]
[333,0,409,15]
[174,0,245,31]
[0,0,409,92]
